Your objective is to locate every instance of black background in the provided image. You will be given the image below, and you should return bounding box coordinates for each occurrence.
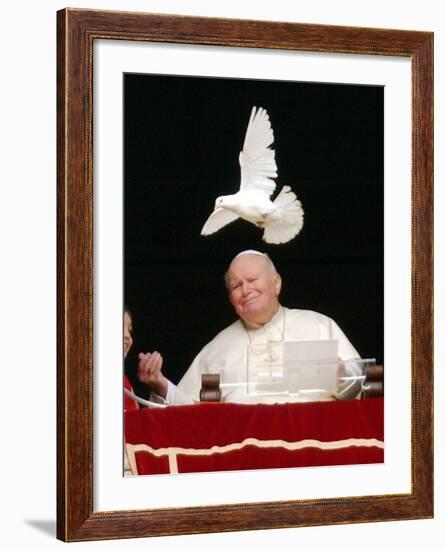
[124,73,383,395]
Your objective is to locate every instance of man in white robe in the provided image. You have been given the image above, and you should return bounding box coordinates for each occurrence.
[143,250,362,405]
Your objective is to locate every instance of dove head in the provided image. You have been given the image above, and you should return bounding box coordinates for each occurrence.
[215,195,235,210]
[225,251,281,326]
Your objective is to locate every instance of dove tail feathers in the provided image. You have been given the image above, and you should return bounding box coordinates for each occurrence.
[262,186,304,244]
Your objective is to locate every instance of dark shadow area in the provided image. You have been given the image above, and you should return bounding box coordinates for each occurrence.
[24,519,56,538]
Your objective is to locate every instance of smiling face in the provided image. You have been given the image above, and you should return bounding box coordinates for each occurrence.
[124,311,133,358]
[226,254,281,326]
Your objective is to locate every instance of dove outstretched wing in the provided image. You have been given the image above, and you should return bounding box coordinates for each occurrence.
[238,106,277,197]
[201,208,239,236]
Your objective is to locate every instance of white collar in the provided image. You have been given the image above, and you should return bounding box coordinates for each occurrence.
[243,305,285,342]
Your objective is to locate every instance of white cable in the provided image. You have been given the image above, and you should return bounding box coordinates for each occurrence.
[124,388,167,408]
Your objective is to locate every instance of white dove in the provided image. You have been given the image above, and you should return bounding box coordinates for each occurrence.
[201,106,304,244]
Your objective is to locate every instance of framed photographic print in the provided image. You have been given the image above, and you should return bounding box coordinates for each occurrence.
[57,8,433,542]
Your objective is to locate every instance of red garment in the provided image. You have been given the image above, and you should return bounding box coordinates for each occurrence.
[124,375,139,411]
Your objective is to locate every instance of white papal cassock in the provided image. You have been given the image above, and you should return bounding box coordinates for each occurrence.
[150,305,362,406]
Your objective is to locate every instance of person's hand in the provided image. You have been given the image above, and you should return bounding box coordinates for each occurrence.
[137,351,168,399]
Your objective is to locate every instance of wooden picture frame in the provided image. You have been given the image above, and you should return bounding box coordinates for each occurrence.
[57,8,433,542]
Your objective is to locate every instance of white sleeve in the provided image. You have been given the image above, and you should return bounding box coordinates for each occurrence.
[335,360,363,400]
[149,344,213,405]
[328,318,361,361]
[176,349,207,402]
[327,316,362,399]
[149,379,194,405]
